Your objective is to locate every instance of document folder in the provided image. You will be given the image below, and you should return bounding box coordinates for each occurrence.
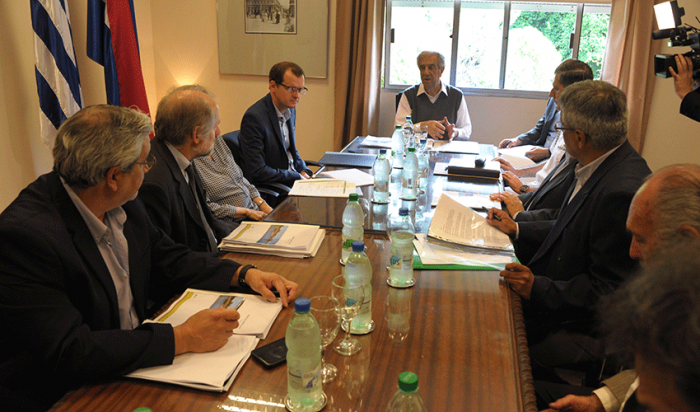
[318,152,377,168]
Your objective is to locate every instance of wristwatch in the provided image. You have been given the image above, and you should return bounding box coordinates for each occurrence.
[254,199,264,207]
[519,185,529,194]
[238,264,257,288]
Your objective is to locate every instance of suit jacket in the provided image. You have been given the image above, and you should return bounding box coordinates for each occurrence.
[517,97,559,146]
[680,89,700,122]
[516,141,650,330]
[139,138,236,253]
[518,157,578,211]
[602,369,637,407]
[0,172,241,408]
[239,93,311,187]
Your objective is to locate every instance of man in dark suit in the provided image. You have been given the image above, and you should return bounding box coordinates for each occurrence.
[0,105,297,410]
[239,61,312,188]
[139,85,237,253]
[487,80,651,369]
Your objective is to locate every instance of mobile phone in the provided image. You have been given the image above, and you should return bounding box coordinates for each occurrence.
[251,337,287,369]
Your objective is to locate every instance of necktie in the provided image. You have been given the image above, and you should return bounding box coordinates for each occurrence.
[184,164,218,252]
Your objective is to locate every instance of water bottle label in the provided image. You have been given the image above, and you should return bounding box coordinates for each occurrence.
[342,239,355,249]
[288,362,322,391]
[389,255,402,269]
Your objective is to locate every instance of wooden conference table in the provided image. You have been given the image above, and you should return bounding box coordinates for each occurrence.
[51,139,537,412]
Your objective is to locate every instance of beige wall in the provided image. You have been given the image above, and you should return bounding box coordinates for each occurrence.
[1,0,699,212]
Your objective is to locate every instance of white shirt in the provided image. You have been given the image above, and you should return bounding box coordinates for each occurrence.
[395,81,472,139]
[593,377,640,412]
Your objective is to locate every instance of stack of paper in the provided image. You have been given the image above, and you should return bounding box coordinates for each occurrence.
[431,140,480,154]
[497,145,539,168]
[288,178,357,197]
[219,221,325,258]
[428,193,513,252]
[316,168,374,187]
[360,135,393,149]
[126,288,284,392]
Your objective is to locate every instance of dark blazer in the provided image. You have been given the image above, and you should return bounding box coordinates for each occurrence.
[239,93,311,187]
[518,157,578,212]
[139,138,236,253]
[516,97,559,147]
[680,89,700,122]
[0,172,240,409]
[516,140,651,330]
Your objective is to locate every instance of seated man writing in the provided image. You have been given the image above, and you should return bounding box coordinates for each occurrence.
[395,51,472,141]
[0,105,297,410]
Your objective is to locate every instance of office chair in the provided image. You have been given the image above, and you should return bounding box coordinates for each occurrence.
[395,91,404,111]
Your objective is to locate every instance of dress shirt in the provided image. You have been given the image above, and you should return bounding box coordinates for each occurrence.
[395,81,472,139]
[273,104,296,171]
[61,179,139,330]
[567,143,623,204]
[195,135,262,222]
[542,111,561,150]
[532,130,569,188]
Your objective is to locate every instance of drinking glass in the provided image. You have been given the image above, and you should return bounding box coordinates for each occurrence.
[331,275,365,356]
[414,124,428,142]
[309,295,340,383]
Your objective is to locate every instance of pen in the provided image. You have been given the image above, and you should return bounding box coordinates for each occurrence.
[491,213,502,222]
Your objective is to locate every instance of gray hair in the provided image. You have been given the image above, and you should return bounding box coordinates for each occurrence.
[417,51,445,70]
[558,80,628,150]
[53,105,152,189]
[601,242,700,412]
[154,85,215,147]
[648,164,700,243]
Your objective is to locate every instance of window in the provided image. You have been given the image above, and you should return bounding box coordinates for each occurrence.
[384,1,610,97]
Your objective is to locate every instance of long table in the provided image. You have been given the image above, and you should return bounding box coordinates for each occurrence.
[51,230,536,411]
[50,138,536,411]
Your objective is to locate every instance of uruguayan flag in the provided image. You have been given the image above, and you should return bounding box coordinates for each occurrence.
[31,0,83,149]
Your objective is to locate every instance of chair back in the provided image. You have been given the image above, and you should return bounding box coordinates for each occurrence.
[221,131,243,167]
[395,91,404,111]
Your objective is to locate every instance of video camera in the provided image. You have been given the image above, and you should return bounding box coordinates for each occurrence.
[652,1,700,79]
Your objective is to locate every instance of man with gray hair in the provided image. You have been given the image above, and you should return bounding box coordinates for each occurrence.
[139,85,237,253]
[0,105,297,410]
[487,80,651,371]
[395,50,472,140]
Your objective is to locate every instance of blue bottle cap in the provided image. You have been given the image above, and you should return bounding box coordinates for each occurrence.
[398,207,409,216]
[351,240,365,252]
[294,298,310,313]
[348,193,359,201]
[420,139,427,144]
[379,149,387,154]
[398,371,419,393]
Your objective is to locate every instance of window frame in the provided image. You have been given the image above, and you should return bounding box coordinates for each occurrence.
[383,0,610,99]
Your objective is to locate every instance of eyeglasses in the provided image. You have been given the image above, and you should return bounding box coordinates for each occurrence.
[133,154,157,171]
[276,82,308,96]
[554,125,578,133]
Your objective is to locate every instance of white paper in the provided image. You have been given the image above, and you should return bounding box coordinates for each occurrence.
[431,191,500,210]
[497,145,539,168]
[288,178,356,197]
[428,193,513,251]
[220,222,325,258]
[360,135,393,149]
[414,233,513,269]
[320,168,375,187]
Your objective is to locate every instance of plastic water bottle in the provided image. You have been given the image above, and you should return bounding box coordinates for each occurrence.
[386,372,427,412]
[341,193,364,263]
[345,241,373,334]
[286,298,325,412]
[391,125,404,169]
[388,208,415,288]
[417,139,429,190]
[402,116,415,150]
[402,148,418,200]
[373,149,391,204]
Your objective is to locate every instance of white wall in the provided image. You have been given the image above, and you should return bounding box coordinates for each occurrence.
[1,0,699,212]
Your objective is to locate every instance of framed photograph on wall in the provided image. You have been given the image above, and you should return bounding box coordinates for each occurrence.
[244,0,297,34]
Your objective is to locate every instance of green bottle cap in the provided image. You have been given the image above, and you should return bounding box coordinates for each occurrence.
[398,371,419,393]
[349,193,359,201]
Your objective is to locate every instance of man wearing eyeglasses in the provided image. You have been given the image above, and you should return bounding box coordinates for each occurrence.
[0,105,298,410]
[239,61,313,188]
[139,85,238,254]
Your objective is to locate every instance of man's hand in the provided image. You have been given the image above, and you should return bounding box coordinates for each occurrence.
[173,308,240,355]
[499,137,522,149]
[525,147,550,162]
[244,208,269,221]
[259,202,273,214]
[540,394,605,412]
[494,157,516,174]
[300,171,311,180]
[242,268,298,308]
[490,191,524,216]
[500,262,535,300]
[670,55,694,100]
[487,208,517,236]
[502,171,525,193]
[423,120,446,140]
[443,117,457,141]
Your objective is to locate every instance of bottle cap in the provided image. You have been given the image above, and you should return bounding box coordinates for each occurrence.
[395,125,402,130]
[132,409,153,412]
[408,147,416,153]
[406,115,412,121]
[351,240,365,252]
[420,139,427,144]
[379,149,387,154]
[398,371,419,393]
[398,207,409,216]
[348,193,359,201]
[294,298,311,313]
